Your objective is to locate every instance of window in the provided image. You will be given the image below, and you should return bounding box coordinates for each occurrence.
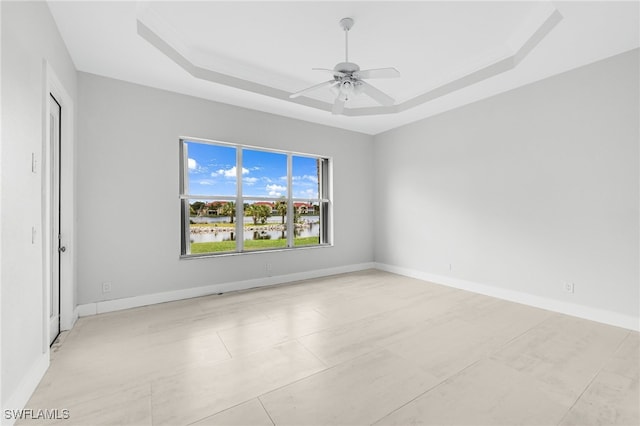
[180,138,331,257]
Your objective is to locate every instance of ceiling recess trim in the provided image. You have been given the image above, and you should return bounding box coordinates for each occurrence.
[136,4,562,117]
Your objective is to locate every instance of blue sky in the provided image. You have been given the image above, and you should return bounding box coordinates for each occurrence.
[185,141,319,199]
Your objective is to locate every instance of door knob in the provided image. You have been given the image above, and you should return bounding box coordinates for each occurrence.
[59,246,66,253]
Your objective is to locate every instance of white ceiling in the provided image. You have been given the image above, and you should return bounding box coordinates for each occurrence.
[47,1,639,135]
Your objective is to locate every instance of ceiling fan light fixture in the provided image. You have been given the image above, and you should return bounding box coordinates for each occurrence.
[339,80,354,97]
[289,17,400,114]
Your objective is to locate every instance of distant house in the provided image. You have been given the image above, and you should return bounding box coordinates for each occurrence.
[293,202,311,214]
[253,201,276,214]
[205,201,228,216]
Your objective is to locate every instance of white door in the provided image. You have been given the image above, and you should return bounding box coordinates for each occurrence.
[49,94,62,345]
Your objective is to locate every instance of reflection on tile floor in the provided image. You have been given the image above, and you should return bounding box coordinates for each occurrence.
[19,270,638,425]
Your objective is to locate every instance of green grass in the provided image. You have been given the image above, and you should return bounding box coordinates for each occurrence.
[190,236,320,254]
[190,222,234,228]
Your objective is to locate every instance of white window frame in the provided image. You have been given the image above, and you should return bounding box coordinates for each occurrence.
[179,137,332,258]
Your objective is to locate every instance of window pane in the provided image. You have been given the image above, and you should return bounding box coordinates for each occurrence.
[181,139,330,256]
[242,149,287,198]
[243,200,287,251]
[185,141,237,196]
[294,201,320,246]
[292,156,320,199]
[188,199,237,254]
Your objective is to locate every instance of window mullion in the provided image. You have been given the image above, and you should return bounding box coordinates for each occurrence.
[287,154,293,248]
[180,141,190,255]
[181,142,189,198]
[181,200,190,255]
[236,147,244,252]
[318,158,324,245]
[321,158,330,245]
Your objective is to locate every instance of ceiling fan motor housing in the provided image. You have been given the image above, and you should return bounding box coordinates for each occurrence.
[334,62,360,75]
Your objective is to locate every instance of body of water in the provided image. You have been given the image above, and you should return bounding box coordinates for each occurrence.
[190,216,319,243]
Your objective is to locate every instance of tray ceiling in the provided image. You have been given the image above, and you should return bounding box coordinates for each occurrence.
[47,1,639,135]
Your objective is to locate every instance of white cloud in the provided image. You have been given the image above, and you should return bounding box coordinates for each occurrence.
[266,183,287,197]
[266,184,286,192]
[212,166,249,178]
[188,158,197,170]
[294,188,317,198]
[244,177,258,186]
[292,175,318,183]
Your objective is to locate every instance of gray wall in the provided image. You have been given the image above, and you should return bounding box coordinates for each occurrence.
[373,49,639,323]
[1,0,77,411]
[76,72,374,305]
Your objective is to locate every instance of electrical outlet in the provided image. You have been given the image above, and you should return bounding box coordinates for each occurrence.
[564,282,574,294]
[102,281,112,293]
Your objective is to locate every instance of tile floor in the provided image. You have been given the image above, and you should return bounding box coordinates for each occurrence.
[20,270,639,425]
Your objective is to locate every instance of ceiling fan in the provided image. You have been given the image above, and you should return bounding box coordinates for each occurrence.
[289,17,400,115]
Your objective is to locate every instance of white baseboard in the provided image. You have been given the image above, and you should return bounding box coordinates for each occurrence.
[77,262,375,317]
[70,306,79,329]
[76,260,639,329]
[375,262,639,332]
[1,353,50,426]
[59,306,79,332]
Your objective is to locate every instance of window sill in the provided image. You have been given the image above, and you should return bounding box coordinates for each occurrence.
[180,243,333,260]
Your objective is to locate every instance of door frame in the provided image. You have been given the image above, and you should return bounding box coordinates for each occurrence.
[42,62,75,352]
[48,93,61,345]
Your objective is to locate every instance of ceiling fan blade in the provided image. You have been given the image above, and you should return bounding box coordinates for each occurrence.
[355,67,400,79]
[312,68,346,77]
[290,80,338,99]
[359,81,395,106]
[332,96,345,115]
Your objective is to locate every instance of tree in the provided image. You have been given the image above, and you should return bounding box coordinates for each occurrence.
[245,204,258,225]
[258,205,271,224]
[246,204,271,225]
[190,201,205,216]
[221,201,235,224]
[276,199,287,225]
